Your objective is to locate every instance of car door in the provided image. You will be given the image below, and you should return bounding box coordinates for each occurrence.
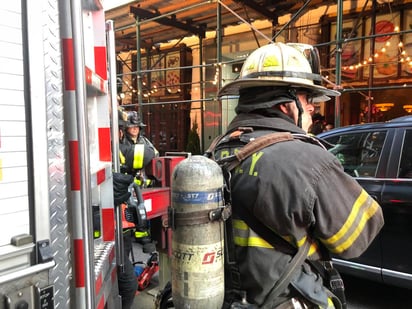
[380,128,412,289]
[321,127,393,281]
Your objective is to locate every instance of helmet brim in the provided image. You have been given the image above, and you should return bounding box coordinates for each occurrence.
[126,123,146,128]
[218,79,341,98]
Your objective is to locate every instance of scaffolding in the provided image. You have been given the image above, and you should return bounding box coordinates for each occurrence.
[106,0,412,151]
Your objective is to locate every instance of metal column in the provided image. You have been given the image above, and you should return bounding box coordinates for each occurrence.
[334,0,343,128]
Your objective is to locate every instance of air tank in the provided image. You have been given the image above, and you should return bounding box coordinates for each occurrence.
[170,155,225,308]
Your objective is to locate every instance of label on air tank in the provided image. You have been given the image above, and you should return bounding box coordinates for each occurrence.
[172,189,223,204]
[173,241,223,265]
[172,241,224,298]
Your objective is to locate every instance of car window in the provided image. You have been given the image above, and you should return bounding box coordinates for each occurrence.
[398,130,412,178]
[323,130,387,177]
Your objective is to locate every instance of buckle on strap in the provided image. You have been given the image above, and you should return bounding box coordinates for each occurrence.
[330,278,345,290]
[323,260,334,271]
[229,266,242,290]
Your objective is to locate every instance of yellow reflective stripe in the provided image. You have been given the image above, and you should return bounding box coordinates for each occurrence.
[292,236,319,257]
[234,236,273,248]
[296,236,306,247]
[321,189,378,254]
[234,236,248,246]
[233,219,273,248]
[332,199,379,253]
[233,220,319,256]
[248,237,273,248]
[318,297,336,309]
[308,243,318,256]
[322,189,368,244]
[234,219,294,249]
[119,150,126,165]
[233,219,248,230]
[297,236,318,257]
[327,297,335,309]
[133,144,145,169]
[135,230,149,237]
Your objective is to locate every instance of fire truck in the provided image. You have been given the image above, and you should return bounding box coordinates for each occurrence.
[0,0,181,308]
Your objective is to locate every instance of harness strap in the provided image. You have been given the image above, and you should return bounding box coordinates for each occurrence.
[205,134,225,159]
[235,132,294,162]
[262,241,310,308]
[218,132,294,172]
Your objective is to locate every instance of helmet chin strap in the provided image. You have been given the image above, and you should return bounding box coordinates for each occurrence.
[288,89,304,128]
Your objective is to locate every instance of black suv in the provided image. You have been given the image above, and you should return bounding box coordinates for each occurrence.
[317,115,412,290]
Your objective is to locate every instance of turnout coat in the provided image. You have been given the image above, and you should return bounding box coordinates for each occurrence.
[214,112,384,308]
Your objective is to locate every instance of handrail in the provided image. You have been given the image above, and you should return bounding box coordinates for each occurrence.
[0,261,55,285]
[70,0,95,307]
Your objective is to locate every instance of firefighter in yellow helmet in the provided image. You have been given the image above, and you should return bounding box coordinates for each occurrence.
[213,43,384,309]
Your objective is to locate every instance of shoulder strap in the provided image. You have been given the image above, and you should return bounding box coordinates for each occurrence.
[262,241,310,308]
[218,132,294,171]
[205,133,225,158]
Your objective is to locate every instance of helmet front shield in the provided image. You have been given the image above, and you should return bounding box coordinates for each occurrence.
[218,42,340,99]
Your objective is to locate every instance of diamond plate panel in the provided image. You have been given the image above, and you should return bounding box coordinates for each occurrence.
[44,0,71,308]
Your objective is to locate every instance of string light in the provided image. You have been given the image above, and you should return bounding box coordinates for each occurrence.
[340,24,412,74]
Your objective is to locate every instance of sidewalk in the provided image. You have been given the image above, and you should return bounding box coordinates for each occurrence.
[132,281,159,309]
[131,241,162,309]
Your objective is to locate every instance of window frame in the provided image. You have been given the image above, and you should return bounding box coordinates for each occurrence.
[385,128,412,179]
[397,130,412,178]
[323,128,395,179]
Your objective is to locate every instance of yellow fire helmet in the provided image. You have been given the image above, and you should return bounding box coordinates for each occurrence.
[218,42,340,100]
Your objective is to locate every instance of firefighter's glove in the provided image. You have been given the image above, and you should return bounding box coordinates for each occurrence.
[120,164,129,174]
[113,172,134,205]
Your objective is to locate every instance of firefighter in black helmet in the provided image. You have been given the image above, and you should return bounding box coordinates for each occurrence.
[116,107,158,309]
[118,108,159,241]
[119,109,159,185]
[122,110,157,147]
[117,107,159,236]
[214,43,384,309]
